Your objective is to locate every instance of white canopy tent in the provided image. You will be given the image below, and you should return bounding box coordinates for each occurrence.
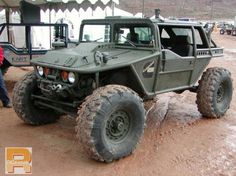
[0,0,119,12]
[0,0,119,25]
[43,6,132,40]
[0,0,121,46]
[0,0,134,50]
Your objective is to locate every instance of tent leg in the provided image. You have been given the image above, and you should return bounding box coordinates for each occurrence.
[111,2,115,16]
[142,0,144,18]
[49,8,52,48]
[5,8,10,42]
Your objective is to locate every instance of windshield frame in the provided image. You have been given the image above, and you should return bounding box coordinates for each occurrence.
[79,18,159,50]
[114,23,156,49]
[79,23,111,43]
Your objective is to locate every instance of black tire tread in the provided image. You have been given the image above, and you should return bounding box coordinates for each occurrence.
[220,29,225,35]
[196,67,233,118]
[13,71,59,125]
[76,85,145,162]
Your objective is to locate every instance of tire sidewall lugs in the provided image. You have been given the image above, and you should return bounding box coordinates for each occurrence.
[76,85,146,162]
[212,70,233,115]
[94,92,145,161]
[197,67,233,118]
[13,71,59,125]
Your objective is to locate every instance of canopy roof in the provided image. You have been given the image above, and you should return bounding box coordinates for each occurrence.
[0,0,119,11]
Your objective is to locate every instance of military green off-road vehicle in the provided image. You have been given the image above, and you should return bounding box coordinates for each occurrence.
[13,16,233,162]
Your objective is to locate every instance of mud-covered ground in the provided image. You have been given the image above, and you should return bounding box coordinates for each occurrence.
[0,32,236,176]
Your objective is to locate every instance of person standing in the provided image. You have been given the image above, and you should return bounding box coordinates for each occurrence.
[0,47,12,108]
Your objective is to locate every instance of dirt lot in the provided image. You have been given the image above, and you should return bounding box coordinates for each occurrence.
[0,32,236,176]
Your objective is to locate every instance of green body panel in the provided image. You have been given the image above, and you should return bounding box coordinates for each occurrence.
[155,50,195,91]
[32,43,156,73]
[31,17,223,99]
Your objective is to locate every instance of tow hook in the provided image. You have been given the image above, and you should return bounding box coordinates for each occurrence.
[51,84,62,91]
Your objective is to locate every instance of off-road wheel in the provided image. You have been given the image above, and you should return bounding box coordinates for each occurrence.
[220,29,225,35]
[13,71,60,125]
[227,30,232,35]
[196,67,233,118]
[76,85,146,162]
[232,30,236,36]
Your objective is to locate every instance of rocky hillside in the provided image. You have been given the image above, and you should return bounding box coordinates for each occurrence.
[117,0,236,20]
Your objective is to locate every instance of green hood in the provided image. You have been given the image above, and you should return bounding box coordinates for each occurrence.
[31,43,156,73]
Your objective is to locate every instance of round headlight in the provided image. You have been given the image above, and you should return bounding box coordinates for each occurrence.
[37,66,44,76]
[68,72,76,83]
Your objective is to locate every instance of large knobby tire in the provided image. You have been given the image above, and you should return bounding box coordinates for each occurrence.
[227,30,232,35]
[220,29,225,35]
[196,67,233,118]
[232,30,236,36]
[76,85,146,162]
[13,71,60,125]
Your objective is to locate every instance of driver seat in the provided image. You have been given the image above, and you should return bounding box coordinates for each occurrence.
[126,33,139,43]
[171,36,193,57]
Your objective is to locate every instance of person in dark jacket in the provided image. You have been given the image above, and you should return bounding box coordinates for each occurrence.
[0,47,12,108]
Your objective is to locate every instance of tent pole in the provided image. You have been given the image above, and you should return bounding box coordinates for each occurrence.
[111,2,115,16]
[142,0,144,18]
[5,8,10,42]
[49,5,52,48]
[210,0,214,21]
